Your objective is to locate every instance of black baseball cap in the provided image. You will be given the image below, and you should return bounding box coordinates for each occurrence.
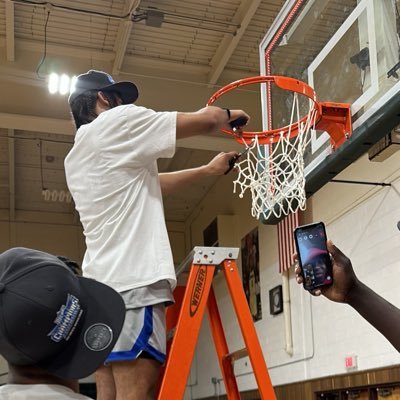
[68,70,139,105]
[0,247,125,379]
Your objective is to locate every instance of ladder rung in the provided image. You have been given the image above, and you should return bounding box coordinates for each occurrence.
[225,347,248,363]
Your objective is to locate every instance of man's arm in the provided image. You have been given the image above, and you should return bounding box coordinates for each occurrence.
[176,106,249,139]
[346,279,400,352]
[294,240,400,352]
[159,151,238,195]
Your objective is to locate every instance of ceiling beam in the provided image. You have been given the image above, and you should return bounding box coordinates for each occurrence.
[0,64,47,88]
[5,0,15,62]
[10,38,115,62]
[8,129,15,221]
[0,112,241,152]
[0,38,210,81]
[112,0,141,75]
[0,113,74,135]
[207,0,262,85]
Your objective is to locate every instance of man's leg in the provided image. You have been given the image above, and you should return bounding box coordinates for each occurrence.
[95,364,116,400]
[112,358,161,400]
[106,301,168,399]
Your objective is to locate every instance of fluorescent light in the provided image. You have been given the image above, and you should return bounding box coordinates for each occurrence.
[59,74,70,95]
[48,73,77,96]
[48,73,59,94]
[70,76,77,94]
[42,189,73,203]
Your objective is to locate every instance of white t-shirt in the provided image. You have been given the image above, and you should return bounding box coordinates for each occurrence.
[65,104,177,293]
[0,384,92,399]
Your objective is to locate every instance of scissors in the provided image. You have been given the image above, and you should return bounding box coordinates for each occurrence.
[230,116,248,132]
[224,146,250,175]
[223,116,250,174]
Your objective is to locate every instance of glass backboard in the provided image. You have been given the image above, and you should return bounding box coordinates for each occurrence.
[259,0,400,184]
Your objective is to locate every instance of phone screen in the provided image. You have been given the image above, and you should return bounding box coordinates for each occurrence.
[294,222,333,291]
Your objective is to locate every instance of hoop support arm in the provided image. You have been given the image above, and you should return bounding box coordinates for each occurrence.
[316,102,352,150]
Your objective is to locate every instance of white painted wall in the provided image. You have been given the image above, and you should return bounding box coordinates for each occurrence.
[183,151,400,399]
[1,145,400,394]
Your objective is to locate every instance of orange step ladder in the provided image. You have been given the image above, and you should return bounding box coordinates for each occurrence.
[157,246,277,399]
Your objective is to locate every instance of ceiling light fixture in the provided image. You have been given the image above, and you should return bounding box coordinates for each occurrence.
[42,189,72,203]
[132,7,240,35]
[48,73,77,95]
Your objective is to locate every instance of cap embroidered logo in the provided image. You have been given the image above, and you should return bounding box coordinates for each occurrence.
[48,294,83,342]
[104,72,115,84]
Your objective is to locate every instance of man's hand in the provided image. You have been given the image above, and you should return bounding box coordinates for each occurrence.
[204,151,240,176]
[294,240,359,303]
[159,150,240,194]
[221,109,250,133]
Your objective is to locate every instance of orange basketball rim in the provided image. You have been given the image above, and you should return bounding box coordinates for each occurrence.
[207,75,352,150]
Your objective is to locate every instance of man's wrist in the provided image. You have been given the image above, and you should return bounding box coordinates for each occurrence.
[223,108,231,120]
[345,279,364,306]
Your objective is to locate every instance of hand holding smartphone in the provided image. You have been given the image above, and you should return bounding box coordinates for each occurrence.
[294,222,333,291]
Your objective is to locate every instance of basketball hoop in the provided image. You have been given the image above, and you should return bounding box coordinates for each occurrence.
[207,75,352,221]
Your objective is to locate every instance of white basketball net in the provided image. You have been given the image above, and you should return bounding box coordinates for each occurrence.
[233,93,318,220]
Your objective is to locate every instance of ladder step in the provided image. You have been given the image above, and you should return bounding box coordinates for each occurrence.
[225,347,248,363]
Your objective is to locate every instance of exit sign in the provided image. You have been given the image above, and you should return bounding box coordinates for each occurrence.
[345,355,357,370]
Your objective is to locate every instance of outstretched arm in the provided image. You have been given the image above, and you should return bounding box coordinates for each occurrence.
[294,240,400,352]
[159,151,238,195]
[346,279,400,352]
[176,106,249,139]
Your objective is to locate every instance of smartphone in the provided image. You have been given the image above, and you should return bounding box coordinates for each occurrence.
[294,222,333,291]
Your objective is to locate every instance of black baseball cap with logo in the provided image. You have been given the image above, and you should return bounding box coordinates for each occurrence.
[68,70,139,105]
[0,247,125,379]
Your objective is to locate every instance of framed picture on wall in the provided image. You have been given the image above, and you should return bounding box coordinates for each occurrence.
[241,227,262,322]
[269,285,283,315]
[203,217,219,247]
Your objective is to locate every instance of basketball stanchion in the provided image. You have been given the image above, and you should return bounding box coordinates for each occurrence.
[207,75,352,221]
[157,247,276,400]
